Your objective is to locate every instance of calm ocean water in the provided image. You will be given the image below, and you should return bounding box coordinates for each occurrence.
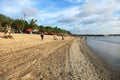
[86,36,120,72]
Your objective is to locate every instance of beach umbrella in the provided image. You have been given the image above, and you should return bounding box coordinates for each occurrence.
[26,28,32,34]
[26,28,32,32]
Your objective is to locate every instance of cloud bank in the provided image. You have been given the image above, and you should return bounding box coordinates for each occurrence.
[0,0,120,34]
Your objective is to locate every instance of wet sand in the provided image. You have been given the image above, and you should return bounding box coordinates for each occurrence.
[0,33,119,80]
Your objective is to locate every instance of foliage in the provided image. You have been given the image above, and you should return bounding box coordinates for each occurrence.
[13,19,24,32]
[29,19,37,29]
[0,14,13,31]
[0,13,72,35]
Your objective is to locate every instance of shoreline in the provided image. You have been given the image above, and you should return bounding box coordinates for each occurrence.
[79,37,120,80]
[66,37,120,80]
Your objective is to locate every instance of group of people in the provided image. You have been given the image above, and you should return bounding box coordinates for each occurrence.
[40,33,65,41]
[2,25,65,40]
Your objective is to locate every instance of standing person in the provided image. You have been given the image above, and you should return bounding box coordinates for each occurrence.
[61,34,64,40]
[40,32,44,40]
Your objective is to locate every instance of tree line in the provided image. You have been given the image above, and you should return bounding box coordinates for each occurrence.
[0,14,71,35]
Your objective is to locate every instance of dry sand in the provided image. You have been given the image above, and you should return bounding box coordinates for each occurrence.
[0,33,119,80]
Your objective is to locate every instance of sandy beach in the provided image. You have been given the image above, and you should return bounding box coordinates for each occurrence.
[0,33,119,80]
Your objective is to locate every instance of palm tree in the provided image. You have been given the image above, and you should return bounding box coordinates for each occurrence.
[29,19,37,29]
[14,19,24,32]
[0,14,6,31]
[6,17,13,26]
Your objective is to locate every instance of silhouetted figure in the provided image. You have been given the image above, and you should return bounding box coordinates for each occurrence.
[61,34,64,40]
[40,32,44,40]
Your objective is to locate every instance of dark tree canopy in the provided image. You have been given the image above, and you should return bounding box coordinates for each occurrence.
[0,13,71,35]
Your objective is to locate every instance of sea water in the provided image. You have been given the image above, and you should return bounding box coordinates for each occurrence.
[86,36,120,72]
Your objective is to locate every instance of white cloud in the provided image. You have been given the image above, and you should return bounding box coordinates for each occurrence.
[0,0,37,18]
[1,0,120,34]
[35,6,80,25]
[69,0,120,34]
[40,0,120,34]
[21,7,40,17]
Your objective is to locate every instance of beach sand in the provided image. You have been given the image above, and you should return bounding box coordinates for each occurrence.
[0,33,119,80]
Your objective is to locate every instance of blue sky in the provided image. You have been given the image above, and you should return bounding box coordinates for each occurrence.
[0,0,120,34]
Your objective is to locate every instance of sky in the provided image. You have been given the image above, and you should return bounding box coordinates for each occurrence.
[0,0,120,34]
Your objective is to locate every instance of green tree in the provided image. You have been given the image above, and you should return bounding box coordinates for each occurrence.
[0,15,13,32]
[5,17,13,27]
[39,25,46,32]
[0,13,72,35]
[0,14,7,31]
[23,21,29,31]
[29,19,37,29]
[45,26,54,34]
[13,19,24,32]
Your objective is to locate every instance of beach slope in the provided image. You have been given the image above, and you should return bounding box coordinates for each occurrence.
[0,33,119,80]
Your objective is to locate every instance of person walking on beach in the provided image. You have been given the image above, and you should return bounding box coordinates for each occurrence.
[40,32,44,40]
[61,34,64,40]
